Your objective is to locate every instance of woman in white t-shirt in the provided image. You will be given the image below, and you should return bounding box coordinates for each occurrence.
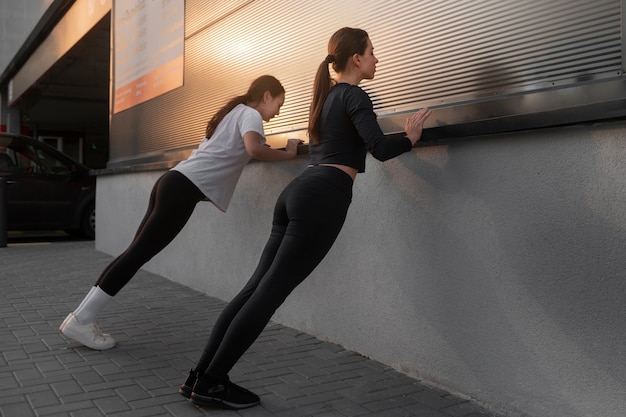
[60,75,302,351]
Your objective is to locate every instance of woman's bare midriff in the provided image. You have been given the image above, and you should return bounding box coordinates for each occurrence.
[309,164,357,181]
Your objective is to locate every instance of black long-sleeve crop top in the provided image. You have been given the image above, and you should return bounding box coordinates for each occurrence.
[309,83,413,173]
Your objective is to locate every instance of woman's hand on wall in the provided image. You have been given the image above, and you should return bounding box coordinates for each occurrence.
[405,108,432,145]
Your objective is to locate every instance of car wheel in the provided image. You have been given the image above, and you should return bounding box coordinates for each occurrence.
[80,202,96,240]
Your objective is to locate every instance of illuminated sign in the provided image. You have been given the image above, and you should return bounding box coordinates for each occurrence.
[113,0,184,113]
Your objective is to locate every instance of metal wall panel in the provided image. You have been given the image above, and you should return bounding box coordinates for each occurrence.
[365,0,622,110]
[109,0,624,167]
[184,0,252,37]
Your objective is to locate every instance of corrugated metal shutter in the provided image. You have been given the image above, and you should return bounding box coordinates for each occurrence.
[109,0,622,166]
[184,0,252,37]
[363,0,622,114]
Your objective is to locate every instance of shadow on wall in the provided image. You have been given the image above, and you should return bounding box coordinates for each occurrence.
[380,125,626,417]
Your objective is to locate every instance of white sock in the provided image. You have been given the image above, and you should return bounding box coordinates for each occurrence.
[73,286,97,312]
[73,286,113,325]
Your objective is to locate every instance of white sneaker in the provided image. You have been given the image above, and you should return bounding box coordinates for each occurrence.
[59,313,116,350]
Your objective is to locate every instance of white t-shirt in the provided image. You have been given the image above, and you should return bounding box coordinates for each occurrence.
[171,104,265,212]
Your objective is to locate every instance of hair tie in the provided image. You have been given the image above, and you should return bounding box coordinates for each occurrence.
[325,54,335,64]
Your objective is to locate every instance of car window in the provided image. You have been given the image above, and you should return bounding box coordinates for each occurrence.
[11,145,39,174]
[35,147,73,175]
[7,143,72,176]
[0,148,16,171]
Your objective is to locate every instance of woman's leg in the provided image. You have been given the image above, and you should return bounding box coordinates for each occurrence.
[198,167,352,380]
[193,193,291,374]
[61,171,204,349]
[68,174,173,328]
[93,173,167,287]
[95,171,204,296]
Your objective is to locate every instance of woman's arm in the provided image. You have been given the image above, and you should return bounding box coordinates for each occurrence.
[243,131,301,161]
[347,88,431,160]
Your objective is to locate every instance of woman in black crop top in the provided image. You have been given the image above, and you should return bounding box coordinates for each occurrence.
[181,27,432,409]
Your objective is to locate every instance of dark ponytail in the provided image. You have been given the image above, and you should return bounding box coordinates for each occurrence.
[308,27,369,144]
[206,75,285,139]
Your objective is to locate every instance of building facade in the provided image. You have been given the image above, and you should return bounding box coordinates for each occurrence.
[1,1,625,416]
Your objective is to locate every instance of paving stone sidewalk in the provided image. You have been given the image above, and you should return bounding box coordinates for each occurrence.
[1,241,502,417]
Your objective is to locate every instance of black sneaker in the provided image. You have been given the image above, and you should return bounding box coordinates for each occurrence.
[190,375,260,409]
[178,369,199,399]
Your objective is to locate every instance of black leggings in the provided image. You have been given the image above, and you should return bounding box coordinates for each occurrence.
[195,166,353,379]
[96,171,205,295]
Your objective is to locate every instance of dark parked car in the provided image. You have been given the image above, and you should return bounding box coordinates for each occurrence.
[0,133,96,239]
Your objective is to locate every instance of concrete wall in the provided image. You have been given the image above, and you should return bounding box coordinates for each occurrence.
[96,121,626,417]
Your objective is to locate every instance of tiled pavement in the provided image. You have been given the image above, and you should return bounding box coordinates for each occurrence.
[1,240,503,417]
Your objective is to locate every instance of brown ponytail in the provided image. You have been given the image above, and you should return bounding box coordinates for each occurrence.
[206,75,285,139]
[307,27,369,144]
